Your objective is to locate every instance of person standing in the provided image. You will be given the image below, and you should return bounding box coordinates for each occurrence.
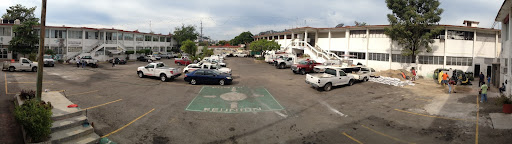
[438,71,443,84]
[76,57,80,68]
[479,72,485,87]
[112,58,116,67]
[448,78,456,93]
[411,67,416,81]
[487,75,491,88]
[480,82,488,103]
[442,72,449,86]
[81,59,86,68]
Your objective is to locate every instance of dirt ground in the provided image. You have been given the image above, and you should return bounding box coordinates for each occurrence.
[2,57,511,143]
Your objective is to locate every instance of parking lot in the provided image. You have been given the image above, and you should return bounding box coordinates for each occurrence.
[2,57,512,143]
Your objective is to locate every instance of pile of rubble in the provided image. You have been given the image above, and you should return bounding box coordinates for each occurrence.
[373,69,414,80]
[369,76,415,87]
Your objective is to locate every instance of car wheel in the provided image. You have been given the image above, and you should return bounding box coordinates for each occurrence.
[9,67,15,72]
[51,64,55,67]
[349,79,355,86]
[300,69,306,75]
[457,81,462,85]
[190,79,197,85]
[219,79,225,86]
[363,77,368,82]
[324,83,332,91]
[32,67,37,72]
[178,62,182,66]
[279,63,285,69]
[138,72,144,78]
[184,70,188,74]
[160,74,168,82]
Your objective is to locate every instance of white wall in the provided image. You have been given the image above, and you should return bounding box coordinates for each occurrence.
[445,39,473,56]
[349,38,367,52]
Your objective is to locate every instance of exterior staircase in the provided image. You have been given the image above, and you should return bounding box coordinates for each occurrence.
[43,92,100,144]
[288,41,344,64]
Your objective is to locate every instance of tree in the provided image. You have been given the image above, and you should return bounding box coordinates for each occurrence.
[173,24,199,47]
[335,23,345,28]
[249,39,280,57]
[198,41,209,46]
[384,0,443,63]
[354,21,367,26]
[180,40,198,56]
[1,4,39,23]
[201,46,214,57]
[8,20,39,56]
[230,31,253,46]
[218,40,229,46]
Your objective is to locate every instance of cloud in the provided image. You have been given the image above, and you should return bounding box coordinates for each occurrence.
[0,0,504,40]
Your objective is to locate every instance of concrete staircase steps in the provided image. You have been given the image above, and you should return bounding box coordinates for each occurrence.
[50,125,94,143]
[61,133,100,144]
[51,109,84,121]
[51,115,87,132]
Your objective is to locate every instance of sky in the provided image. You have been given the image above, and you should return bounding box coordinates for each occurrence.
[0,0,504,40]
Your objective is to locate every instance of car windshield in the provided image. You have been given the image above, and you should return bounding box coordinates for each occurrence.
[325,68,337,76]
[82,56,92,59]
[299,60,308,65]
[44,55,52,59]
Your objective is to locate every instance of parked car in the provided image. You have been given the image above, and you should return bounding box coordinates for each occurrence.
[174,58,192,66]
[137,56,148,62]
[137,62,182,82]
[147,55,158,62]
[291,59,322,75]
[152,54,161,60]
[109,58,127,64]
[340,66,373,82]
[2,58,38,72]
[81,56,98,68]
[275,57,295,69]
[184,69,233,85]
[160,53,178,59]
[43,55,55,67]
[305,68,356,91]
[183,63,202,74]
[233,53,247,57]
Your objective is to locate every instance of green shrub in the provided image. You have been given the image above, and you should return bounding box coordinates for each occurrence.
[125,51,134,55]
[14,99,52,142]
[19,89,36,100]
[496,95,512,106]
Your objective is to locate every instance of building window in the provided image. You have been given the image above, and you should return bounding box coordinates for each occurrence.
[504,22,509,41]
[368,53,389,61]
[145,35,152,41]
[447,30,474,40]
[476,33,496,42]
[153,36,159,42]
[136,35,144,41]
[418,56,444,65]
[85,31,98,39]
[52,30,66,38]
[0,27,11,36]
[349,30,366,38]
[392,54,414,63]
[160,37,165,42]
[446,56,472,66]
[369,30,387,38]
[124,34,134,41]
[349,52,365,59]
[0,48,8,58]
[68,31,82,39]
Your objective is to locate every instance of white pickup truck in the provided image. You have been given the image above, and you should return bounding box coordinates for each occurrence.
[339,66,374,82]
[2,58,38,72]
[305,68,355,91]
[137,62,182,82]
[43,55,55,67]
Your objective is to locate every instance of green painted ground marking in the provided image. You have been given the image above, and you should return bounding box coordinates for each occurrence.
[185,86,284,113]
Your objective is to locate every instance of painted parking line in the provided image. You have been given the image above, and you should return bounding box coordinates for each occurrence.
[101,108,155,138]
[8,81,54,84]
[4,73,15,95]
[84,99,123,110]
[361,125,415,144]
[342,132,363,144]
[393,109,473,121]
[67,90,99,96]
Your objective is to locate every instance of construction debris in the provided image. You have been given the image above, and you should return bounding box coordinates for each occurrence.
[369,76,415,87]
[373,69,415,80]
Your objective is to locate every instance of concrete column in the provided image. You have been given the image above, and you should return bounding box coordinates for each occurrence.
[284,34,287,47]
[315,30,318,47]
[496,32,499,58]
[82,29,85,52]
[473,30,476,69]
[366,28,369,65]
[328,30,331,53]
[116,31,119,45]
[443,28,447,68]
[345,30,350,59]
[49,29,52,52]
[66,29,68,55]
[304,30,308,44]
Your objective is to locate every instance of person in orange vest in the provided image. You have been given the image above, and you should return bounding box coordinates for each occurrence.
[442,72,449,86]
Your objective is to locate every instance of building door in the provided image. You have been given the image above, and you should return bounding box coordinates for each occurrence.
[487,66,492,78]
[492,64,500,88]
[474,64,480,77]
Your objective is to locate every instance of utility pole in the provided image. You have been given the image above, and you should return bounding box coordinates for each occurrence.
[200,20,203,42]
[150,20,152,33]
[36,0,47,101]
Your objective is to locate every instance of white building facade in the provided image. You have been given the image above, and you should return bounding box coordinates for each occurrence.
[255,24,501,86]
[0,23,177,61]
[496,0,512,97]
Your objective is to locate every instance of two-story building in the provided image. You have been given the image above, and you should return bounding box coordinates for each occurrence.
[0,20,177,61]
[496,0,512,97]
